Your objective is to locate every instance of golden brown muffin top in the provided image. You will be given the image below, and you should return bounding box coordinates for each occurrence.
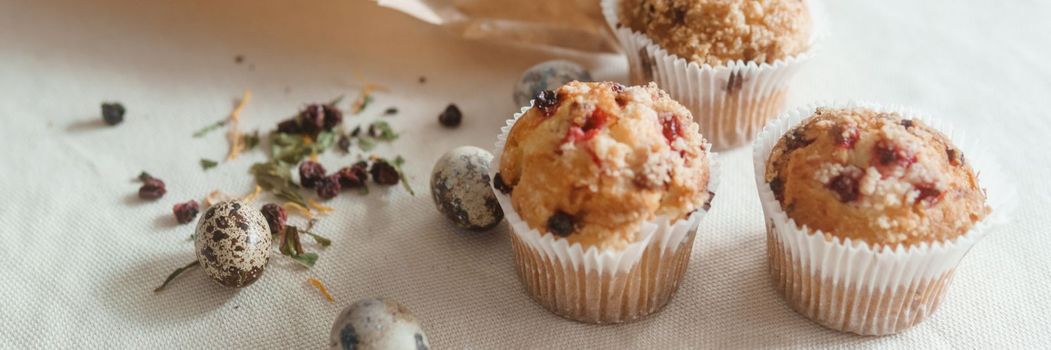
[619,0,812,66]
[497,81,713,250]
[764,107,990,247]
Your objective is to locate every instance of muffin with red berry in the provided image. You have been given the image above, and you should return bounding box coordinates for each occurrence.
[602,0,817,149]
[491,81,718,324]
[754,104,996,335]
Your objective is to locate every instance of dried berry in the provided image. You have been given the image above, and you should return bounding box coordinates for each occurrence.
[337,162,368,188]
[101,102,125,126]
[702,191,715,211]
[914,183,943,206]
[900,119,914,128]
[173,200,200,224]
[872,140,916,174]
[769,177,785,202]
[298,104,326,137]
[828,174,860,202]
[492,173,512,194]
[660,113,684,144]
[438,104,462,128]
[832,125,859,149]
[277,119,301,134]
[370,160,400,185]
[322,104,343,130]
[298,161,327,189]
[785,128,812,151]
[534,90,560,116]
[139,178,166,200]
[546,211,575,237]
[315,175,342,200]
[260,203,287,235]
[383,107,398,116]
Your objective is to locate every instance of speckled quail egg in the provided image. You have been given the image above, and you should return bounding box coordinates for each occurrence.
[513,60,592,107]
[194,200,272,288]
[430,146,503,231]
[329,298,430,350]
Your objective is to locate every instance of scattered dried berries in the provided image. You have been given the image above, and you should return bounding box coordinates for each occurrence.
[315,175,342,200]
[278,103,343,138]
[492,173,512,194]
[438,104,462,128]
[260,203,287,235]
[101,102,125,126]
[172,200,200,224]
[828,174,860,202]
[299,161,327,189]
[337,161,369,188]
[370,160,400,185]
[546,211,575,237]
[534,90,560,116]
[138,175,166,200]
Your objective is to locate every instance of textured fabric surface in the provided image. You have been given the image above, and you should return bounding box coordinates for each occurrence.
[1,0,1049,348]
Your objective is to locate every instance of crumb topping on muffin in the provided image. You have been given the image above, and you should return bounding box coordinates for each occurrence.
[764,107,989,247]
[619,0,812,66]
[499,81,713,249]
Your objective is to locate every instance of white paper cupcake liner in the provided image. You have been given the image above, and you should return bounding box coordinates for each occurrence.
[491,103,722,323]
[752,101,1014,335]
[601,0,819,150]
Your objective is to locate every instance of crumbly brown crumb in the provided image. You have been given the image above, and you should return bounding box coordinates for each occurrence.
[620,0,812,66]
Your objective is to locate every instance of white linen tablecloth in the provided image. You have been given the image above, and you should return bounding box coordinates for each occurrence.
[1,0,1049,348]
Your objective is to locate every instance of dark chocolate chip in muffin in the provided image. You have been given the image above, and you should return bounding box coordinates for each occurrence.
[492,173,512,194]
[546,211,575,237]
[900,119,914,129]
[769,177,785,202]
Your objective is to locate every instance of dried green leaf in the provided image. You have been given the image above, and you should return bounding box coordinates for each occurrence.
[368,121,398,141]
[329,94,345,108]
[357,137,376,152]
[303,230,332,247]
[242,130,260,151]
[200,158,218,170]
[386,155,414,196]
[138,171,154,181]
[193,120,226,138]
[289,252,319,268]
[314,131,336,152]
[154,260,199,292]
[250,161,307,207]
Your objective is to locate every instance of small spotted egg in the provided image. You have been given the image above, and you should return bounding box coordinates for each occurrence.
[194,200,272,288]
[513,60,592,107]
[329,298,430,350]
[430,146,503,231]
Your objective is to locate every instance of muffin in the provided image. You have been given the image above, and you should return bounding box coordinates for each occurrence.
[601,0,816,149]
[492,81,718,323]
[754,104,998,335]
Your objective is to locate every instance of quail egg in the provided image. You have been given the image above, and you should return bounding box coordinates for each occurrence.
[430,146,503,231]
[330,298,430,350]
[513,60,592,107]
[194,200,272,288]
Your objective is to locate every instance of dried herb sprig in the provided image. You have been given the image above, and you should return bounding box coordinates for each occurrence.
[193,120,227,138]
[154,260,199,292]
[280,226,320,268]
[392,155,414,196]
[200,158,218,170]
[250,162,308,207]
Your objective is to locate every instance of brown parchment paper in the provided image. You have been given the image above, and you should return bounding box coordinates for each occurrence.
[376,0,618,53]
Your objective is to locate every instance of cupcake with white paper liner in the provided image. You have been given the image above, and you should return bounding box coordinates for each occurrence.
[753,102,1012,335]
[602,0,818,150]
[491,81,719,324]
